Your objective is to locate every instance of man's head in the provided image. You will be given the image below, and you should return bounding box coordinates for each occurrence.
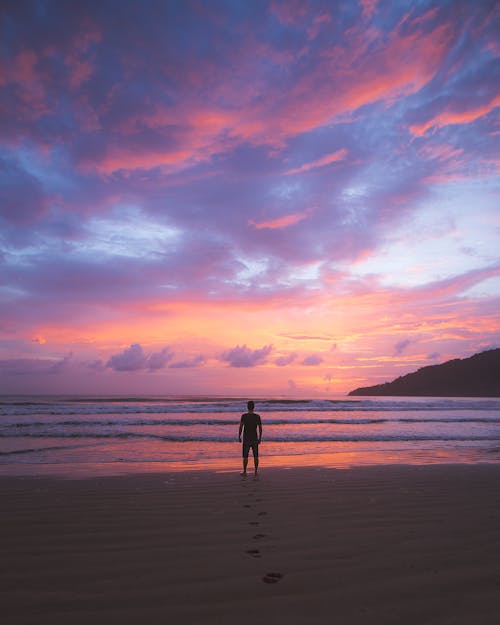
[247,400,254,411]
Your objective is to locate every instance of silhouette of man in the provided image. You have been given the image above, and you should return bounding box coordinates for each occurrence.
[238,400,262,476]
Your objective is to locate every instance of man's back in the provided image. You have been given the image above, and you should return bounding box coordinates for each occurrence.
[241,411,261,441]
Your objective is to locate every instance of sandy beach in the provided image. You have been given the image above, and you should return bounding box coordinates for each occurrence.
[2,464,500,625]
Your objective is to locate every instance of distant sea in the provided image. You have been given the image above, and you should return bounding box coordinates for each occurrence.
[1,395,499,476]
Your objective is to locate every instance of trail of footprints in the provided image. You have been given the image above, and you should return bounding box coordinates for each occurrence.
[241,479,284,584]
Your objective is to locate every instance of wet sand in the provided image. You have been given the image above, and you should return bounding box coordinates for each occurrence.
[2,464,500,624]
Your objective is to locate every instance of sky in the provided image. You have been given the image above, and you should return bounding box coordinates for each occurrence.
[0,0,499,396]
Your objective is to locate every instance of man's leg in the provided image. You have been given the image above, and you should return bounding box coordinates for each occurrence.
[242,442,249,475]
[253,443,259,475]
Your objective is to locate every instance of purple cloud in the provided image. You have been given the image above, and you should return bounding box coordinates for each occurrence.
[0,156,49,226]
[394,339,413,355]
[169,355,206,369]
[301,355,324,366]
[147,347,175,371]
[47,353,74,374]
[88,359,106,371]
[275,353,297,367]
[106,344,147,371]
[106,344,173,372]
[0,355,72,376]
[220,344,273,367]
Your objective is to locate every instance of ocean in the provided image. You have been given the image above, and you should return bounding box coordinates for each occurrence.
[1,395,499,476]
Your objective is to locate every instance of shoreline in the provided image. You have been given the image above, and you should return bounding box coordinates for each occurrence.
[2,464,500,624]
[2,443,499,479]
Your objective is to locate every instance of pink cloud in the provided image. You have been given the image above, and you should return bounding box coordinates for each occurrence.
[81,147,194,174]
[64,25,101,90]
[0,50,38,86]
[360,0,378,20]
[417,143,471,185]
[270,0,310,27]
[307,12,332,40]
[249,208,312,230]
[409,94,500,136]
[285,148,348,175]
[418,143,465,162]
[270,14,452,139]
[74,7,453,175]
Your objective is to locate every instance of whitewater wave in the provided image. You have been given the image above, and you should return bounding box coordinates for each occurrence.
[3,416,500,429]
[1,396,499,417]
[1,431,499,443]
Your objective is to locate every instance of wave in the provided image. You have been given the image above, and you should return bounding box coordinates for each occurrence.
[3,416,500,429]
[1,397,500,417]
[0,443,92,456]
[1,431,499,443]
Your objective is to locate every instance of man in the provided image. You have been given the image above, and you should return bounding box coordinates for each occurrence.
[238,400,262,476]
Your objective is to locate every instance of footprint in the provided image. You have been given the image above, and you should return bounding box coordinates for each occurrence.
[257,511,267,516]
[253,533,267,540]
[262,572,284,584]
[246,548,261,558]
[249,521,259,526]
[243,504,252,508]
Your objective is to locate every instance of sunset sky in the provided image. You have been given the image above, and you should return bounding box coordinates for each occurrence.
[1,0,499,396]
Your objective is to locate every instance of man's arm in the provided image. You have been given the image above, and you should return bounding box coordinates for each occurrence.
[238,416,244,442]
[258,419,262,443]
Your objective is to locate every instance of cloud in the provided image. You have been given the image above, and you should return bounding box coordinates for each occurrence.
[47,352,74,374]
[301,355,324,366]
[285,149,348,175]
[275,352,297,367]
[249,209,312,230]
[0,2,498,395]
[147,347,174,370]
[106,344,173,372]
[169,354,206,368]
[394,339,413,355]
[106,344,147,371]
[280,333,336,341]
[0,356,72,376]
[88,359,106,371]
[0,156,49,226]
[220,344,273,367]
[360,0,378,19]
[409,94,500,137]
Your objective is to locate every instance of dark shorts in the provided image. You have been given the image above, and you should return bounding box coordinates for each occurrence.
[242,439,259,458]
